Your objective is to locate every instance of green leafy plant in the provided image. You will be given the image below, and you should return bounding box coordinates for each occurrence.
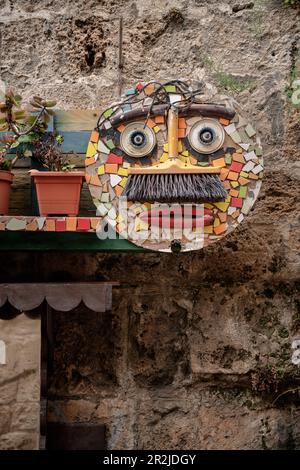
[203,56,255,93]
[0,90,56,170]
[283,0,300,6]
[33,132,75,172]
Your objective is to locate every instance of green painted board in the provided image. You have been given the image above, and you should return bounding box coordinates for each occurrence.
[0,232,149,252]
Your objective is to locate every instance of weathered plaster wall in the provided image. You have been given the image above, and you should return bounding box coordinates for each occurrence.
[0,0,300,449]
[0,315,40,450]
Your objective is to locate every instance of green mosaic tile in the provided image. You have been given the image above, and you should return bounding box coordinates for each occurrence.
[106,139,115,150]
[164,85,177,92]
[238,186,248,198]
[125,88,137,96]
[101,192,110,203]
[241,199,251,215]
[103,108,114,119]
[245,123,256,137]
[97,203,109,216]
[230,131,242,143]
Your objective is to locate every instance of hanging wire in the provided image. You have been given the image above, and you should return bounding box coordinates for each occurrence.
[96,79,205,132]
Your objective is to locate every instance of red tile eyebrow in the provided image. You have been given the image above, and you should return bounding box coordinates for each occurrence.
[110,104,235,127]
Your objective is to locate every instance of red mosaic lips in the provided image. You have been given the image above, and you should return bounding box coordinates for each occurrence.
[140,206,213,228]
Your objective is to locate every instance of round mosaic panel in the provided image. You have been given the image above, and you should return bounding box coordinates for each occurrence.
[85,80,263,252]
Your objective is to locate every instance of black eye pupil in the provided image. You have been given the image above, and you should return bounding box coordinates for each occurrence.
[199,128,214,144]
[131,131,146,147]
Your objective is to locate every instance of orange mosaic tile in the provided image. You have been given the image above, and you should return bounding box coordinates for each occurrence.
[189,156,198,165]
[249,173,259,180]
[115,185,124,197]
[154,115,165,124]
[117,123,126,132]
[232,152,245,163]
[85,157,95,166]
[219,117,230,126]
[144,83,155,95]
[105,164,118,174]
[90,131,99,143]
[66,217,77,231]
[25,220,38,231]
[178,129,186,138]
[229,189,239,197]
[227,171,239,181]
[218,212,227,223]
[90,218,100,230]
[220,168,230,181]
[146,119,157,128]
[45,219,56,231]
[178,118,187,129]
[214,223,227,235]
[238,176,249,185]
[231,210,240,219]
[212,157,226,168]
[90,175,101,186]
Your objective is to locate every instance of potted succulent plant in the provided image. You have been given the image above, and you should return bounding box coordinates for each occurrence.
[30,133,85,216]
[0,91,55,214]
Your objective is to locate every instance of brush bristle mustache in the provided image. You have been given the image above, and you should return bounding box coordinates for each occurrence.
[123,173,227,203]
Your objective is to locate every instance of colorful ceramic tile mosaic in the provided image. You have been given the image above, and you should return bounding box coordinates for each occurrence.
[85,80,264,252]
[0,217,102,232]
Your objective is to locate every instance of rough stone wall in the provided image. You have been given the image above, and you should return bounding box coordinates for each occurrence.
[0,0,300,449]
[0,315,40,450]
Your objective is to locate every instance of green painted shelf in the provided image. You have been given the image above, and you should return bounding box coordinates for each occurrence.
[0,232,149,252]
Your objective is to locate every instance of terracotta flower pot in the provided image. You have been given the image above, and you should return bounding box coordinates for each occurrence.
[30,170,85,216]
[0,170,13,215]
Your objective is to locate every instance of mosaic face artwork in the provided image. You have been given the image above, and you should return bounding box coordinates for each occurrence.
[85,80,263,252]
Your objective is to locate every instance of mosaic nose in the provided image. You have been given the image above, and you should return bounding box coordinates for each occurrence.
[167,106,179,159]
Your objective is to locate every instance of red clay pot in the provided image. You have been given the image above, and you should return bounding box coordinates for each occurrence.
[0,170,13,215]
[30,170,85,216]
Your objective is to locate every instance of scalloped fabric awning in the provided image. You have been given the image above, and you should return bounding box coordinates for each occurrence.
[0,283,115,312]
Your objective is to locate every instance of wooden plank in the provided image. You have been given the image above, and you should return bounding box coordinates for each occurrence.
[0,112,96,155]
[59,131,91,153]
[6,156,31,168]
[54,109,100,132]
[0,232,148,251]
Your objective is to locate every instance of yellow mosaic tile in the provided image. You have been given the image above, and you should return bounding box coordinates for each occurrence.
[118,167,128,176]
[86,142,97,158]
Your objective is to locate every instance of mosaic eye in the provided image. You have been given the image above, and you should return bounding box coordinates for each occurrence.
[120,122,156,158]
[188,118,225,154]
